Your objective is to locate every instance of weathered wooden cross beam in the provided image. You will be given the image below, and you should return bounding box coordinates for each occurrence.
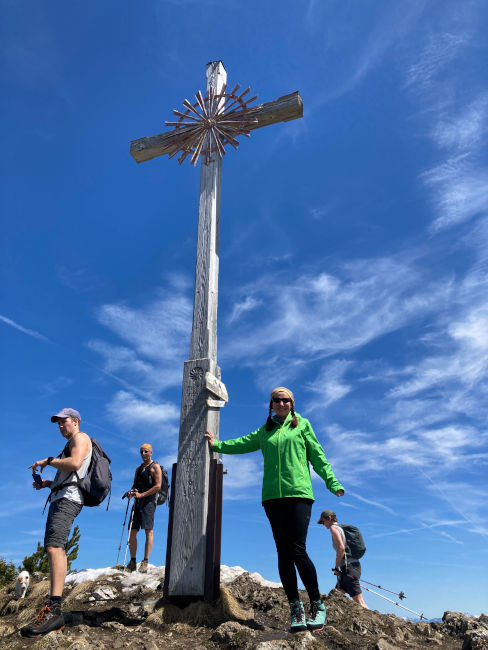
[130,61,302,600]
[130,91,303,164]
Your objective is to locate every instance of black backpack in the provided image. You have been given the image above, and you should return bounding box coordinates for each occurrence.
[50,438,112,508]
[135,462,169,506]
[339,524,366,560]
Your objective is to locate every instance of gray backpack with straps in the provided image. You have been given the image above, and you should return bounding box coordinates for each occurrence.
[339,524,366,559]
[49,438,112,508]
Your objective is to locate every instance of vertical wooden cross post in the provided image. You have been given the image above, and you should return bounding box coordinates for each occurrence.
[130,60,303,600]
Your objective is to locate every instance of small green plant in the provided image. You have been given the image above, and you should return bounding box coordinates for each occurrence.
[20,541,50,574]
[20,525,81,574]
[0,557,17,587]
[66,525,80,572]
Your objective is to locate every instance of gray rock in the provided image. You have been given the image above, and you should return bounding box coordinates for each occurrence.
[100,621,126,630]
[92,587,117,601]
[254,631,316,650]
[211,620,256,647]
[375,639,400,650]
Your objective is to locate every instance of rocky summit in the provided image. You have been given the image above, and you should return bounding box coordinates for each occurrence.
[0,567,486,649]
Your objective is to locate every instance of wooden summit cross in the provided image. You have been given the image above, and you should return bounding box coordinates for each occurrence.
[130,61,303,600]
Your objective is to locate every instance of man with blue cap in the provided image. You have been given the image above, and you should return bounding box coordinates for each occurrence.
[22,408,92,638]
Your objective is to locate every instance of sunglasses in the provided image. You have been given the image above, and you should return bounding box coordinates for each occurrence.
[272,397,291,404]
[140,449,151,454]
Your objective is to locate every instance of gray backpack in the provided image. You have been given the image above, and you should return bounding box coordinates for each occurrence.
[339,524,366,559]
[50,438,112,508]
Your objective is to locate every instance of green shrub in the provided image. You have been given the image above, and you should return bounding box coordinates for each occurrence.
[19,525,81,574]
[0,558,16,587]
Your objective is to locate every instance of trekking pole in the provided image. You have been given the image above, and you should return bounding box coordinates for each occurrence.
[361,578,406,600]
[123,503,136,570]
[359,583,425,620]
[115,494,132,566]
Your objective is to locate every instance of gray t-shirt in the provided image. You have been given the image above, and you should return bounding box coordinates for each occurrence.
[51,438,92,505]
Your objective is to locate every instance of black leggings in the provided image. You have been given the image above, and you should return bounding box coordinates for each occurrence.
[263,497,320,603]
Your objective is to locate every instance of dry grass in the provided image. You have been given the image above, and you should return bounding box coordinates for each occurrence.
[145,586,254,630]
[63,581,97,608]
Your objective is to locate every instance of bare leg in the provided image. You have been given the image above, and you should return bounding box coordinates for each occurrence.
[46,547,67,597]
[144,529,153,560]
[129,530,138,558]
[353,593,369,609]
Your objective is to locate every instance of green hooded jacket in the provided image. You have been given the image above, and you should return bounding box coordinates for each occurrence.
[211,412,344,502]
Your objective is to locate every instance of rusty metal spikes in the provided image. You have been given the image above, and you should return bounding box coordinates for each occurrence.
[163,83,259,166]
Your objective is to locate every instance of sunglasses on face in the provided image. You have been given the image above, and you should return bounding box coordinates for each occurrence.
[272,397,291,404]
[140,449,150,454]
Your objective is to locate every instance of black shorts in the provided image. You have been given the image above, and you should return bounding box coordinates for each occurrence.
[44,498,82,549]
[337,561,362,597]
[131,498,156,531]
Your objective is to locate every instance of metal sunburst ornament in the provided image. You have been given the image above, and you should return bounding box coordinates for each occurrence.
[165,84,259,166]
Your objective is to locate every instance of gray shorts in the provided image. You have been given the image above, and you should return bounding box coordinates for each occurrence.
[131,498,156,531]
[44,498,82,549]
[337,561,362,597]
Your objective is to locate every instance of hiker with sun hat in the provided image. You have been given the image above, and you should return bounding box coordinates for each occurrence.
[205,386,344,633]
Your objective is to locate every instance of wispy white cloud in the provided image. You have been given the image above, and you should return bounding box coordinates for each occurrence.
[389,304,488,400]
[39,376,74,397]
[322,418,487,488]
[88,290,192,396]
[401,13,487,235]
[106,390,180,432]
[222,255,452,364]
[0,314,51,343]
[431,94,488,151]
[21,530,45,536]
[309,206,329,221]
[404,32,468,90]
[347,490,397,516]
[306,360,352,410]
[306,1,426,108]
[96,294,191,363]
[371,520,465,539]
[228,296,262,324]
[420,476,488,537]
[423,155,488,232]
[56,265,101,293]
[219,455,262,500]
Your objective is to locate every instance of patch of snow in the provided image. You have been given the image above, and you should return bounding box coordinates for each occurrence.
[66,568,122,585]
[66,564,281,590]
[221,565,281,588]
[120,564,164,592]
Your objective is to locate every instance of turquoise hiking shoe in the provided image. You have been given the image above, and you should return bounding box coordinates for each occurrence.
[307,599,326,631]
[289,600,307,632]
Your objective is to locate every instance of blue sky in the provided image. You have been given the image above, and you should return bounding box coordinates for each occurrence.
[1,0,487,619]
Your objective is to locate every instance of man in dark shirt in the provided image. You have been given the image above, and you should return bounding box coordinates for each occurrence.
[128,443,162,573]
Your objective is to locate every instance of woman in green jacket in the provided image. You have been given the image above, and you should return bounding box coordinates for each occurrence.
[205,386,344,633]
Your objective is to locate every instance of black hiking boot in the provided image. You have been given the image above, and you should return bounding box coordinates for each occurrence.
[20,601,65,637]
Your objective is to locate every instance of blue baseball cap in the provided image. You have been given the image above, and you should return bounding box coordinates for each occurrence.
[51,408,81,423]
